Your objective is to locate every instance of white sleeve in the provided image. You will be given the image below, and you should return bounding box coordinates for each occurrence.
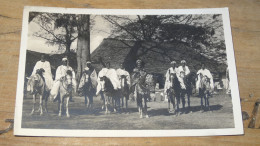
[55,66,61,80]
[69,67,76,79]
[186,66,190,75]
[126,72,131,86]
[31,61,40,76]
[45,61,52,77]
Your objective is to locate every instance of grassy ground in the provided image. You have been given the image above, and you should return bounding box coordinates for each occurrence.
[21,92,234,130]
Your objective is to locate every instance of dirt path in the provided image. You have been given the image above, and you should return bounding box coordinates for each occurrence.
[21,93,234,130]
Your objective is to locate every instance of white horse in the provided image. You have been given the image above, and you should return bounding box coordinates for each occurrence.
[27,69,48,115]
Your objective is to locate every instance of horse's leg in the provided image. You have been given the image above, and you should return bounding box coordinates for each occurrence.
[44,92,49,113]
[39,94,43,115]
[206,92,210,111]
[66,96,70,118]
[144,97,149,118]
[121,96,124,110]
[204,94,207,111]
[89,95,93,110]
[173,95,176,114]
[125,94,129,110]
[199,89,203,111]
[187,93,191,108]
[168,95,171,113]
[176,93,180,115]
[86,95,90,109]
[30,94,36,115]
[58,96,63,117]
[84,94,87,106]
[181,91,185,111]
[100,92,105,110]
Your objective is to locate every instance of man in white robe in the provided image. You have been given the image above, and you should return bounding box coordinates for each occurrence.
[96,62,121,95]
[31,55,53,91]
[50,57,76,101]
[196,63,214,91]
[116,63,131,88]
[177,60,190,77]
[164,61,178,101]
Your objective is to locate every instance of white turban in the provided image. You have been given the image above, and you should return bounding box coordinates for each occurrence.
[181,60,186,64]
[170,61,176,64]
[62,57,68,61]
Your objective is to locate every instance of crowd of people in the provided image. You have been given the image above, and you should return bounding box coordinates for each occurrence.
[29,54,217,116]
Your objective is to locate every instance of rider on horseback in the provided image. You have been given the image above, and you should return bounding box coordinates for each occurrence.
[50,57,76,102]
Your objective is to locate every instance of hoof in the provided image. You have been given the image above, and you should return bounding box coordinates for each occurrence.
[30,112,34,115]
[67,115,70,118]
[145,115,149,118]
[58,114,62,117]
[139,115,143,118]
[40,113,43,116]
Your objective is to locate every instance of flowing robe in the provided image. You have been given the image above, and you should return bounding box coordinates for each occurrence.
[31,61,53,90]
[196,69,214,91]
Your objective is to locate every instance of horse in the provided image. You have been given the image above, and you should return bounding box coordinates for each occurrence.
[184,72,197,109]
[134,72,150,118]
[78,71,96,109]
[166,73,180,114]
[119,75,130,111]
[199,74,212,111]
[56,71,73,117]
[99,76,120,114]
[26,69,49,115]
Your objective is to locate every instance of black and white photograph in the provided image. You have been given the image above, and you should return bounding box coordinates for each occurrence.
[14,7,243,137]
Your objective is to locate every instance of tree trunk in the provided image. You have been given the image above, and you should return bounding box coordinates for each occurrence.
[76,15,90,81]
[123,41,142,73]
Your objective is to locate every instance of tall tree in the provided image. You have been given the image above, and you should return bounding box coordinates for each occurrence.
[32,13,78,54]
[76,15,91,81]
[30,12,91,81]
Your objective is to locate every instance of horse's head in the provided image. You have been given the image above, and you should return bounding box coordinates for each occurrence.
[66,70,73,83]
[170,73,176,80]
[36,68,45,76]
[121,75,127,79]
[101,76,114,92]
[26,74,41,94]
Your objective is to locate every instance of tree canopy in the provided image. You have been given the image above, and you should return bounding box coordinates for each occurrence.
[103,14,226,64]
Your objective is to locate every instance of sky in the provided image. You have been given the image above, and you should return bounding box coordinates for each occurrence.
[27,15,112,54]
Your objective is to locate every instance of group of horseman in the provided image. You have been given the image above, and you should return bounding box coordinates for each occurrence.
[164,60,214,116]
[29,54,214,117]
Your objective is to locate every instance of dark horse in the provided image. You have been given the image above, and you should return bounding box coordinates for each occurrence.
[166,73,180,114]
[78,71,96,109]
[119,75,130,111]
[184,72,197,110]
[99,76,120,114]
[27,68,49,115]
[199,74,212,111]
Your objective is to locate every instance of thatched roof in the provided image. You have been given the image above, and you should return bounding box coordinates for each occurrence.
[91,38,227,76]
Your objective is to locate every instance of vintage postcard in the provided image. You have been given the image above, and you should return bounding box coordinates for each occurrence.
[14,6,243,137]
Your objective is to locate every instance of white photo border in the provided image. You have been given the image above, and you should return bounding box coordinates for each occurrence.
[14,6,243,137]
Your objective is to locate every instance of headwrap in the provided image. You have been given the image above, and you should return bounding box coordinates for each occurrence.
[62,57,68,61]
[181,60,186,64]
[136,59,142,64]
[86,61,91,64]
[170,61,176,64]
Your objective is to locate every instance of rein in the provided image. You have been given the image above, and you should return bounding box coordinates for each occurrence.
[60,76,72,92]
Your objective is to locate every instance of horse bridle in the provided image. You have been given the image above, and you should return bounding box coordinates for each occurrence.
[29,74,44,94]
[61,75,73,92]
